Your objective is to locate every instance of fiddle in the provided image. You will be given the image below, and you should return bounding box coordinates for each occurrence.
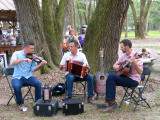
[26,53,51,68]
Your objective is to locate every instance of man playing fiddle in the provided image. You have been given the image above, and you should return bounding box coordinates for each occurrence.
[59,40,94,103]
[102,39,143,112]
[10,40,47,111]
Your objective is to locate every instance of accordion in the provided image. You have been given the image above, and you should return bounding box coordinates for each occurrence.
[65,59,89,78]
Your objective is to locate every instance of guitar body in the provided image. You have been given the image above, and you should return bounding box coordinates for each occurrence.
[94,72,108,94]
[115,53,139,76]
[115,64,131,76]
[115,62,131,76]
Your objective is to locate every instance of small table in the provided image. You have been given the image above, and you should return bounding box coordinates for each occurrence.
[142,57,156,67]
[0,45,22,55]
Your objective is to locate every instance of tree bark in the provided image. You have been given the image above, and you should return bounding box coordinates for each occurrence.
[88,0,92,22]
[83,0,129,74]
[73,1,77,33]
[42,0,73,66]
[125,11,128,37]
[130,0,152,39]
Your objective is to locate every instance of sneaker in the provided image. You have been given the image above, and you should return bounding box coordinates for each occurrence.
[103,102,118,113]
[87,96,94,103]
[19,104,27,112]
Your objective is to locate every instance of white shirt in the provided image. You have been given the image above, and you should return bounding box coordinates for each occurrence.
[60,51,88,75]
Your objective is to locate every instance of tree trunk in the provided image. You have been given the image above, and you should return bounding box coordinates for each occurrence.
[13,0,54,73]
[83,0,129,74]
[88,0,92,22]
[144,12,149,34]
[130,0,152,39]
[73,1,77,34]
[42,0,73,66]
[77,4,83,26]
[125,11,128,37]
[71,5,74,29]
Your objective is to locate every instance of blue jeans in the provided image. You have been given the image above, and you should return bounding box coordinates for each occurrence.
[12,76,42,105]
[106,74,139,100]
[65,73,94,98]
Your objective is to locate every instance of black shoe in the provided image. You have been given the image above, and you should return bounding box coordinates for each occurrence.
[62,97,71,101]
[87,96,94,103]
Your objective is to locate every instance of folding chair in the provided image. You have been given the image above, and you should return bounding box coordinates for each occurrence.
[119,66,152,112]
[4,67,34,106]
[65,78,87,102]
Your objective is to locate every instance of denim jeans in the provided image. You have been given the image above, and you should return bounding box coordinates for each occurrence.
[12,76,42,105]
[65,73,94,98]
[106,74,139,100]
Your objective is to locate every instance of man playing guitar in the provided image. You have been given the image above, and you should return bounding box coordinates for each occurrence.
[103,39,143,112]
[59,40,94,103]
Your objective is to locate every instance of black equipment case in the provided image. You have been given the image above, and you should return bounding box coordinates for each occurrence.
[63,98,84,115]
[34,99,58,117]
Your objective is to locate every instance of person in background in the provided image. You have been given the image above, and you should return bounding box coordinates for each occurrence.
[0,27,5,42]
[62,27,71,55]
[78,28,86,48]
[5,28,12,42]
[16,30,21,45]
[140,48,151,58]
[78,27,82,36]
[0,27,3,40]
[63,29,81,48]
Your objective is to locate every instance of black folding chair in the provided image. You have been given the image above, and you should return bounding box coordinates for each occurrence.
[4,67,34,106]
[65,78,87,102]
[119,66,152,112]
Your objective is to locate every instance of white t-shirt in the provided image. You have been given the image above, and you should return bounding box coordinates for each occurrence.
[60,51,89,74]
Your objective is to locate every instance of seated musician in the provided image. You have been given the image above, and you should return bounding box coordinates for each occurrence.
[59,40,94,103]
[102,39,143,112]
[10,40,47,111]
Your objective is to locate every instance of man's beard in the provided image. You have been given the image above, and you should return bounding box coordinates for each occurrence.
[122,48,126,53]
[122,50,126,53]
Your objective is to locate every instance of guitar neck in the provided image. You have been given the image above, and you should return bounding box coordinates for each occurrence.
[100,57,104,74]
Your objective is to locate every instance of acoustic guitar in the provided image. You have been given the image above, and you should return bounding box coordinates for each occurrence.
[115,52,139,76]
[94,48,108,95]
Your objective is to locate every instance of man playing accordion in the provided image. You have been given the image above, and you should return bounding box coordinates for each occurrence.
[59,40,94,103]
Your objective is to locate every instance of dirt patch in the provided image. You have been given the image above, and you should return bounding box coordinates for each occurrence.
[0,36,160,120]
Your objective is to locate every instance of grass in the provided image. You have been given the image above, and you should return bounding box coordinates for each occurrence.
[135,46,160,50]
[121,30,160,37]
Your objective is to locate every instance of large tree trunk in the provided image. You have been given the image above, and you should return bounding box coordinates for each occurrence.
[13,0,54,73]
[88,0,92,22]
[125,11,128,37]
[83,0,129,74]
[42,0,73,66]
[130,0,152,39]
[73,1,77,33]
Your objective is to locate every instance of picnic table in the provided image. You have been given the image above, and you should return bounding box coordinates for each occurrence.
[0,45,22,55]
[142,57,156,67]
[0,45,22,63]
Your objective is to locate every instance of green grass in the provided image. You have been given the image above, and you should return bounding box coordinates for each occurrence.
[121,30,160,37]
[148,31,160,36]
[135,46,160,50]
